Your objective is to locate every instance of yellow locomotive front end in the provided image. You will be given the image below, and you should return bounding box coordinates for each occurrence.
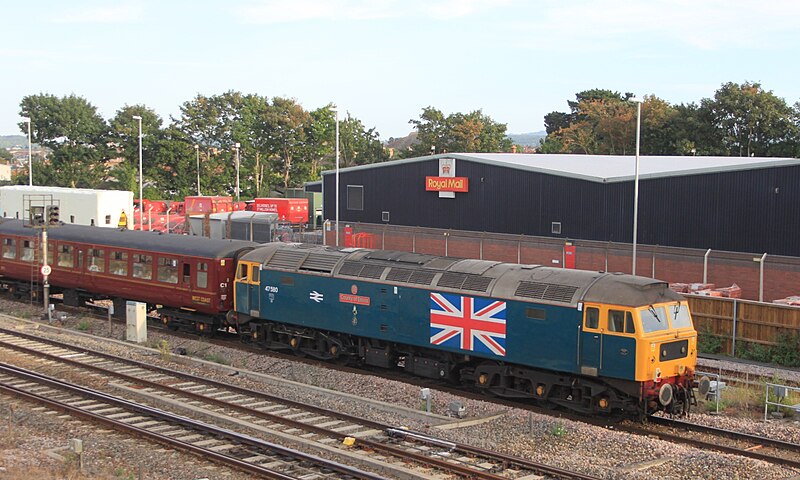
[633,301,700,415]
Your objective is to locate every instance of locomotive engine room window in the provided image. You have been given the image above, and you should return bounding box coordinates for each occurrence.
[347,185,364,211]
[584,307,599,329]
[132,254,153,279]
[110,251,128,276]
[526,308,547,320]
[158,257,179,284]
[88,248,105,272]
[2,238,16,259]
[20,240,34,262]
[197,262,208,289]
[57,245,74,268]
[608,309,635,334]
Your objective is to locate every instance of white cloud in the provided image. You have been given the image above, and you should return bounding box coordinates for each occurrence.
[235,0,516,23]
[49,3,144,24]
[510,0,800,52]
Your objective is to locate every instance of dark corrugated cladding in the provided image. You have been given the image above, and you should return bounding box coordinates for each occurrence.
[322,154,800,257]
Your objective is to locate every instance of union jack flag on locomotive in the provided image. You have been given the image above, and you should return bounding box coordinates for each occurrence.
[429,292,507,357]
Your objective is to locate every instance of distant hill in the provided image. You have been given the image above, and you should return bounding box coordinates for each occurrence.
[0,135,27,149]
[507,131,546,147]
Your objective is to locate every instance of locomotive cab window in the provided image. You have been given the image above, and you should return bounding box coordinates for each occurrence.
[2,238,15,259]
[639,306,669,333]
[584,307,600,330]
[250,265,260,284]
[236,263,248,282]
[608,309,635,334]
[670,303,693,329]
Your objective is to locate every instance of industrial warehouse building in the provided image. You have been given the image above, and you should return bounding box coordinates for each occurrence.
[319,153,800,258]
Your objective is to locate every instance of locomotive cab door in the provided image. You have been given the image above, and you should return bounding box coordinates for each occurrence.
[579,306,602,376]
[234,261,261,317]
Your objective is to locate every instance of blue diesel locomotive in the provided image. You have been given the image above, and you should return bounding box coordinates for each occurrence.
[234,243,700,417]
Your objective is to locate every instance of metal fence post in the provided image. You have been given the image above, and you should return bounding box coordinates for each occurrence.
[731,299,738,357]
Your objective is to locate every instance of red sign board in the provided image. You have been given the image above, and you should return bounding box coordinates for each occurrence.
[425,176,469,192]
[339,293,371,306]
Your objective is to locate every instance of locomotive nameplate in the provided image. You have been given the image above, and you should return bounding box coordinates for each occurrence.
[339,293,371,306]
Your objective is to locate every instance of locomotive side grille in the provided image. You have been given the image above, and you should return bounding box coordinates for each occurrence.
[386,268,413,283]
[358,264,386,279]
[437,272,466,289]
[338,261,363,277]
[299,253,342,273]
[266,249,308,270]
[408,270,437,286]
[515,281,579,303]
[461,274,492,292]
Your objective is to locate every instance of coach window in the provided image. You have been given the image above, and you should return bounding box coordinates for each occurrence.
[608,309,636,334]
[47,242,54,265]
[182,263,191,284]
[109,251,128,276]
[132,254,152,280]
[347,185,364,211]
[158,257,178,284]
[2,238,16,259]
[20,240,34,262]
[197,262,208,289]
[584,307,600,330]
[88,248,105,272]
[57,245,74,268]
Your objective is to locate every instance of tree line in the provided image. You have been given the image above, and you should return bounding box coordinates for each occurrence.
[12,81,800,198]
[540,82,800,157]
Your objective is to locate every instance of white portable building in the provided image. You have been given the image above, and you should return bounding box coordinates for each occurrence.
[0,186,134,228]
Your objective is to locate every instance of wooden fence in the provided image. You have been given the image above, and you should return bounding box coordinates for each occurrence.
[688,296,800,355]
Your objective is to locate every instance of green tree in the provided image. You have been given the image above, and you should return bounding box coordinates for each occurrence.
[107,105,163,193]
[262,97,311,189]
[19,94,110,187]
[407,107,512,156]
[703,81,797,157]
[0,148,12,162]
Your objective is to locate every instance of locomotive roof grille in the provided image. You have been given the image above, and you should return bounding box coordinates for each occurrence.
[299,252,344,273]
[408,270,438,286]
[385,267,413,283]
[515,280,580,303]
[461,275,493,292]
[267,249,308,270]
[338,260,364,277]
[358,264,386,279]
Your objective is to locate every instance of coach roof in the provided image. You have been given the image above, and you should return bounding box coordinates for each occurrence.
[0,219,256,258]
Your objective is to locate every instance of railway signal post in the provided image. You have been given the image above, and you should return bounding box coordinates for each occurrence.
[25,194,60,322]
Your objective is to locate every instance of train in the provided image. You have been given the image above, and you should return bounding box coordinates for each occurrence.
[0,218,705,418]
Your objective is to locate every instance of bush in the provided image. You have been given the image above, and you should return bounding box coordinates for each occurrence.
[737,333,800,368]
[697,327,723,354]
[77,320,91,331]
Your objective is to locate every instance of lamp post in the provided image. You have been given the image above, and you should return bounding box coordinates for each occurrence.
[22,117,32,186]
[234,142,240,202]
[630,98,642,276]
[332,107,340,246]
[132,115,143,230]
[195,144,201,195]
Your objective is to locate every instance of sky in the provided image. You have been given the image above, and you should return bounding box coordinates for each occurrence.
[2,0,800,140]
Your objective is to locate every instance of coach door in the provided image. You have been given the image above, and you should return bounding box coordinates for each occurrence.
[235,261,261,317]
[579,306,602,376]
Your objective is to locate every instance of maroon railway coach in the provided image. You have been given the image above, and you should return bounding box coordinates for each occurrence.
[0,219,256,325]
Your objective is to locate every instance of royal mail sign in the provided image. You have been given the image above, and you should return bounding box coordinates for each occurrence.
[425,176,469,192]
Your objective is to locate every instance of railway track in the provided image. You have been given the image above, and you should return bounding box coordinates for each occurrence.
[618,416,800,469]
[0,362,378,480]
[0,325,599,480]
